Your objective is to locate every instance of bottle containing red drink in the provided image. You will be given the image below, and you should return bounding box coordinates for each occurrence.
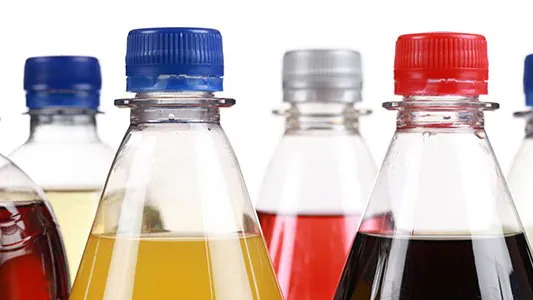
[256,49,377,300]
[334,32,533,300]
[0,157,69,299]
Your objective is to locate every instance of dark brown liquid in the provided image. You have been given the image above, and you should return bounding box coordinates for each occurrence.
[0,201,69,299]
[335,232,533,300]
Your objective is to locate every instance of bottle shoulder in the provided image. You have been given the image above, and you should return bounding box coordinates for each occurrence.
[9,141,115,190]
[93,122,257,235]
[0,153,47,201]
[256,133,377,214]
[510,138,533,172]
[262,133,376,179]
[11,141,114,160]
[508,138,533,213]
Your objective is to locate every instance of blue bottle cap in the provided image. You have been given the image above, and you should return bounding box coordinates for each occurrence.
[126,27,224,92]
[524,54,533,106]
[24,56,101,110]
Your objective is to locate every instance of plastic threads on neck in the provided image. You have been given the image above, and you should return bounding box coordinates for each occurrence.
[24,56,101,110]
[125,27,224,92]
[394,32,489,96]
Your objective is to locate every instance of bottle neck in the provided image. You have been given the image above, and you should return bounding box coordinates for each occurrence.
[522,110,533,138]
[120,92,233,124]
[280,102,364,134]
[385,95,496,130]
[28,108,99,143]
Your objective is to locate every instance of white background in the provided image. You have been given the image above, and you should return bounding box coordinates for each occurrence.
[0,0,530,199]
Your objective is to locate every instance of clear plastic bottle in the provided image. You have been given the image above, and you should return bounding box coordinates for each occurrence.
[256,49,377,300]
[508,54,533,247]
[70,27,282,300]
[0,158,69,298]
[335,32,533,299]
[10,56,114,282]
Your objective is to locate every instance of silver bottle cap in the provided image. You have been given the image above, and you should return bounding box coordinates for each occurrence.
[283,49,362,103]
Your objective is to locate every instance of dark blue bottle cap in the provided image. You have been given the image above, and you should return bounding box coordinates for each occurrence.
[24,56,101,110]
[525,54,533,106]
[126,27,224,92]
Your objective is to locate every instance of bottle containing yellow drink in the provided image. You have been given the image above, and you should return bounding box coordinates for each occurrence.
[10,56,114,283]
[70,27,283,300]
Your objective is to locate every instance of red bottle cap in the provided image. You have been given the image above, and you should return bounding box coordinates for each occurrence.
[394,32,488,96]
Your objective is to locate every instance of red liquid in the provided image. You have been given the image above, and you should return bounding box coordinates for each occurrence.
[0,201,69,300]
[257,211,359,300]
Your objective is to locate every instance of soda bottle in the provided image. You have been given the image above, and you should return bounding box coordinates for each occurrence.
[10,56,114,283]
[508,54,533,247]
[335,32,533,299]
[70,27,283,300]
[0,162,69,298]
[256,49,377,299]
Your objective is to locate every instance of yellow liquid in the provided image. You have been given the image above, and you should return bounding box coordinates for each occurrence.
[71,233,282,300]
[45,190,100,283]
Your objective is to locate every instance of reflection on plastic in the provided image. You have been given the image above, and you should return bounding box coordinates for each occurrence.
[259,212,358,299]
[0,201,69,299]
[73,233,280,299]
[69,98,283,300]
[257,102,376,300]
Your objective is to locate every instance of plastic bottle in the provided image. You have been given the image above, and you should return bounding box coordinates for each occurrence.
[0,157,69,297]
[69,27,283,300]
[10,56,114,282]
[256,49,377,300]
[508,54,533,248]
[335,32,533,299]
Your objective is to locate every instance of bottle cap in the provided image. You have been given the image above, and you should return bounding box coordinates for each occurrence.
[126,27,224,92]
[394,32,488,96]
[524,54,533,106]
[283,49,362,103]
[24,56,101,109]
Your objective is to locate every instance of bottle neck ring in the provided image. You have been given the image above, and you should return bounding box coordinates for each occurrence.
[283,89,361,104]
[28,109,99,143]
[385,95,497,130]
[116,91,234,124]
[276,102,370,133]
[514,109,533,137]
